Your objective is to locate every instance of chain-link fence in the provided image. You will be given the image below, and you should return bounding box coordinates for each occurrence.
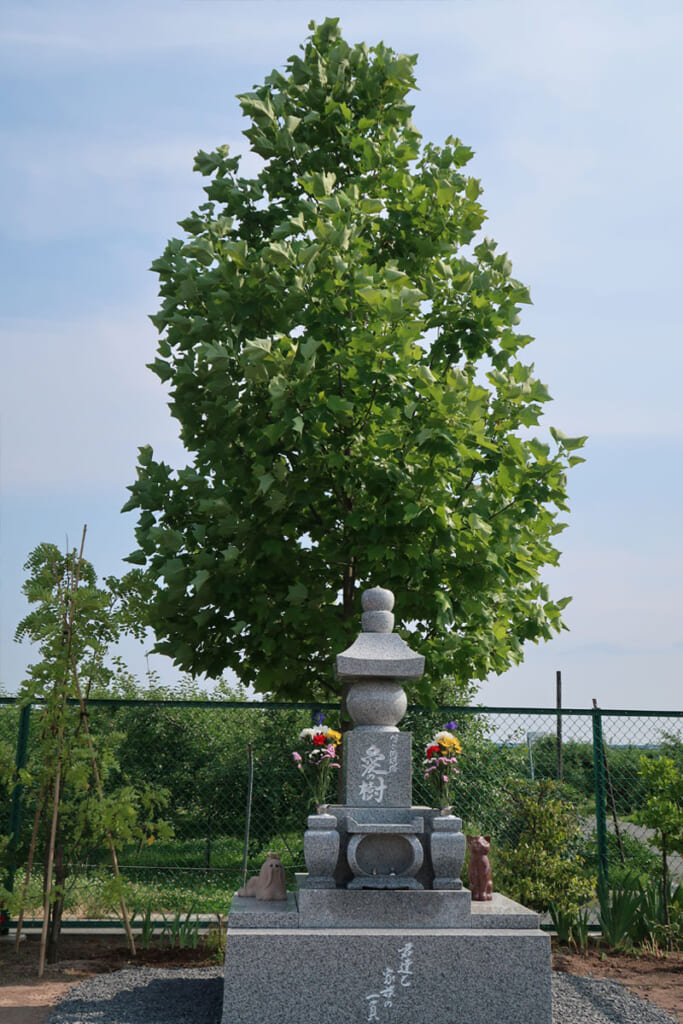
[1,697,681,924]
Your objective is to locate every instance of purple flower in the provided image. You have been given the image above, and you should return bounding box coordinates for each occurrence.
[313,711,326,725]
[446,721,458,732]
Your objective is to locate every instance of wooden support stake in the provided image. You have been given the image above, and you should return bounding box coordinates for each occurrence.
[38,758,63,977]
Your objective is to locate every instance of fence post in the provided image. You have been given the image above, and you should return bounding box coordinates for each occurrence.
[1,703,31,933]
[591,699,609,888]
[555,670,563,781]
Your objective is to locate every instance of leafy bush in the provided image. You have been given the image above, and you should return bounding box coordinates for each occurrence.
[579,830,662,887]
[493,779,595,913]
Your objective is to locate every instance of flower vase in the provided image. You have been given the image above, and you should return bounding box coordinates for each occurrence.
[430,812,465,890]
[303,811,339,889]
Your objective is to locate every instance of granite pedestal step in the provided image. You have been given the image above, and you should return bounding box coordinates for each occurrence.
[470,892,540,929]
[222,926,551,1024]
[227,890,540,931]
[228,893,299,929]
[298,887,472,928]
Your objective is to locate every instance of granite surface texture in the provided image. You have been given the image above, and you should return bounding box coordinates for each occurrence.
[345,680,409,728]
[470,891,540,929]
[222,929,552,1024]
[343,729,412,807]
[335,631,425,679]
[297,888,472,928]
[226,893,299,929]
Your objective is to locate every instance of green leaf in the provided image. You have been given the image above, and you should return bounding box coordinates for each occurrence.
[287,582,308,604]
[468,513,493,538]
[550,427,588,452]
[125,549,147,566]
[327,394,354,414]
[191,569,210,591]
[360,198,384,214]
[465,177,481,200]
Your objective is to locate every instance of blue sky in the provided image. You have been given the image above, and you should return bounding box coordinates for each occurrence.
[1,0,681,710]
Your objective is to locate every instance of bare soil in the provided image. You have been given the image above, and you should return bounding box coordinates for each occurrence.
[0,935,681,1024]
[553,947,682,1022]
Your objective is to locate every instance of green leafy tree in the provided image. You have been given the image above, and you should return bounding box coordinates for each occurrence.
[7,536,167,968]
[634,755,683,947]
[125,18,585,703]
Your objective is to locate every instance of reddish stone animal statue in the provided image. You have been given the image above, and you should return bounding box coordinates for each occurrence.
[467,835,493,901]
[237,853,287,901]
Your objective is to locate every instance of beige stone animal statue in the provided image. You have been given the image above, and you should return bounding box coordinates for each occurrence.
[467,834,493,901]
[237,853,287,901]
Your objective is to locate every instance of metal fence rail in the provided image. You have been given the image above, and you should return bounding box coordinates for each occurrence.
[1,697,681,922]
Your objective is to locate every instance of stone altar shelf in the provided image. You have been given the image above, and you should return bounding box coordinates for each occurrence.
[222,587,551,1024]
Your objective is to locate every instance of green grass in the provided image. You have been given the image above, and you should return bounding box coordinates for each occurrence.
[6,831,306,920]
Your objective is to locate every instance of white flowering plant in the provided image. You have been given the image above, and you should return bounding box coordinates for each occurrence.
[423,722,462,807]
[291,712,342,809]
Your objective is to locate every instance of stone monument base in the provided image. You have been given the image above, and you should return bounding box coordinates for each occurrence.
[221,892,551,1024]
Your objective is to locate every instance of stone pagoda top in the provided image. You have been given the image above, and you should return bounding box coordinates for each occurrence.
[335,586,425,682]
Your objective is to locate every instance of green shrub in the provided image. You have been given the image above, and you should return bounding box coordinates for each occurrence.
[579,830,661,887]
[494,779,595,913]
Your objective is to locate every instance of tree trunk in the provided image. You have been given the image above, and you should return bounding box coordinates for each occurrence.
[47,841,66,965]
[662,840,672,952]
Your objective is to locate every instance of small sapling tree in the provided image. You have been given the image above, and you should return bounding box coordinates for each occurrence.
[11,530,167,971]
[634,755,683,949]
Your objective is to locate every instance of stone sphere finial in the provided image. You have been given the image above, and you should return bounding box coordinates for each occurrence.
[361,586,395,633]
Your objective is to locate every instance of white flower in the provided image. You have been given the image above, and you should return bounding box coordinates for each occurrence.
[433,731,455,744]
[300,726,332,741]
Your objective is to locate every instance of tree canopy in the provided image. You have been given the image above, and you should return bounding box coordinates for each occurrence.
[125,18,585,704]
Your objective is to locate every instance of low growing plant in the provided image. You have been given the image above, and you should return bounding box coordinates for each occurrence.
[548,901,592,953]
[571,905,591,954]
[166,907,201,949]
[547,901,574,945]
[596,874,644,951]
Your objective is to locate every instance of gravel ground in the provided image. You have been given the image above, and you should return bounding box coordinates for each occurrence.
[46,968,224,1024]
[552,973,679,1024]
[44,967,679,1024]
